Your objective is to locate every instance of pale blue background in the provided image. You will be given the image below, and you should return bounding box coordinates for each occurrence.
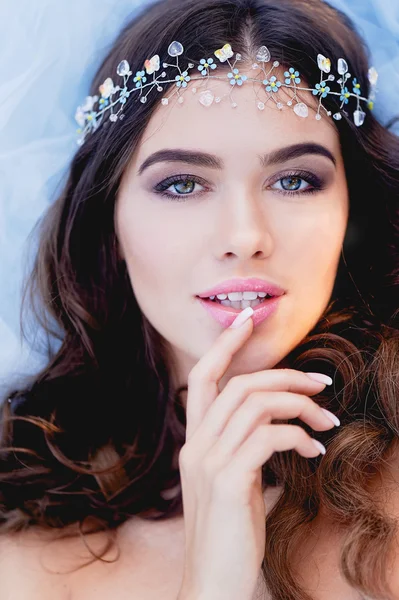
[0,0,398,399]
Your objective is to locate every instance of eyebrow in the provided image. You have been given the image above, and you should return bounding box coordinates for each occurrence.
[137,142,337,175]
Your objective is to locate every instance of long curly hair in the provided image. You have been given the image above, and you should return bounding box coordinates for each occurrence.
[1,1,398,599]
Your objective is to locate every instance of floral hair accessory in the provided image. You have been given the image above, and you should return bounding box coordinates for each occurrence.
[75,41,378,145]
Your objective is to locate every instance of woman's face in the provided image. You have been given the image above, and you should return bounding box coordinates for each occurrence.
[115,67,349,394]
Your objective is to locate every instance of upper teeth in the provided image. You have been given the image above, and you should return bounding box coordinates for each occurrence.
[209,291,269,301]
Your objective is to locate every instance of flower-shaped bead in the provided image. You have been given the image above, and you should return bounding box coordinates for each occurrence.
[99,98,109,109]
[86,111,97,123]
[197,57,217,76]
[134,70,147,88]
[339,87,351,104]
[263,75,282,93]
[119,88,130,104]
[227,68,247,86]
[284,67,301,85]
[175,71,191,88]
[352,78,361,95]
[75,106,87,127]
[312,83,331,98]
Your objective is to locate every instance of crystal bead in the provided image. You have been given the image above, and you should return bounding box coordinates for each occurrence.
[317,54,331,73]
[199,90,214,106]
[161,98,169,105]
[119,114,125,120]
[178,96,184,103]
[117,60,130,77]
[257,101,265,110]
[168,41,184,57]
[277,102,283,109]
[287,100,292,106]
[232,102,238,108]
[337,58,348,75]
[315,113,322,120]
[215,97,221,103]
[140,96,147,103]
[353,109,365,126]
[368,66,378,86]
[333,112,342,120]
[273,61,279,67]
[188,63,194,68]
[109,114,118,122]
[252,63,259,69]
[256,46,271,63]
[293,102,308,118]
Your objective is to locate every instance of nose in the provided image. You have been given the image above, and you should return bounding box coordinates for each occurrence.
[213,187,274,261]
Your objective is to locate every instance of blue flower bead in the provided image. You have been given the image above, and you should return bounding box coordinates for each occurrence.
[284,67,301,85]
[312,83,331,98]
[352,78,361,95]
[197,57,217,76]
[175,71,191,88]
[227,68,248,86]
[134,70,147,88]
[340,87,351,104]
[263,75,282,93]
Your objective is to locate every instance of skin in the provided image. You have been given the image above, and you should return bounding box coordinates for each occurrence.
[114,65,349,407]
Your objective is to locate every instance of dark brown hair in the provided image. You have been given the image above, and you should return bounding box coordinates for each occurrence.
[1,0,398,598]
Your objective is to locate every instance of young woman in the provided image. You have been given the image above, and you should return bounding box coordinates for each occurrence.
[0,0,398,599]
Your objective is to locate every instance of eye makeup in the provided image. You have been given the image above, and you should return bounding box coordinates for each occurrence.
[151,169,327,201]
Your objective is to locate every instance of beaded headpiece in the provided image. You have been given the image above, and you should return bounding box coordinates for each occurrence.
[75,41,378,145]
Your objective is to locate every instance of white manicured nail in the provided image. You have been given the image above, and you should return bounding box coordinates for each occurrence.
[321,408,340,427]
[230,306,254,329]
[312,439,326,455]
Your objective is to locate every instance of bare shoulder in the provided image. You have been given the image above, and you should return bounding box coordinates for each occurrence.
[0,516,187,600]
[0,528,63,598]
[0,524,118,600]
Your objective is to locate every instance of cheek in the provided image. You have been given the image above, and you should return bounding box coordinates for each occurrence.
[281,204,347,278]
[279,205,347,329]
[117,203,189,296]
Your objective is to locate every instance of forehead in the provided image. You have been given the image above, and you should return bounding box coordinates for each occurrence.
[136,66,341,162]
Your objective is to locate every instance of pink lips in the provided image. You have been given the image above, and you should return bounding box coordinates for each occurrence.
[197,296,282,328]
[197,277,285,299]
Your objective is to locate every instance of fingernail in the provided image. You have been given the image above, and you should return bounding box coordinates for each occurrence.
[230,306,254,329]
[312,439,326,455]
[305,372,333,386]
[321,408,340,427]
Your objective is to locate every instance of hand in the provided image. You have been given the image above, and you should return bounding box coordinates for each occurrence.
[177,311,337,600]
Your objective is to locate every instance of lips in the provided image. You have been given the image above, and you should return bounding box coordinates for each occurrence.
[197,295,282,328]
[197,277,285,299]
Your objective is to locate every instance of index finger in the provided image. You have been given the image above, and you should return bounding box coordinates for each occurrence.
[185,307,254,440]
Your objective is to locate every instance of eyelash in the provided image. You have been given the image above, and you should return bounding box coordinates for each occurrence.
[153,170,324,201]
